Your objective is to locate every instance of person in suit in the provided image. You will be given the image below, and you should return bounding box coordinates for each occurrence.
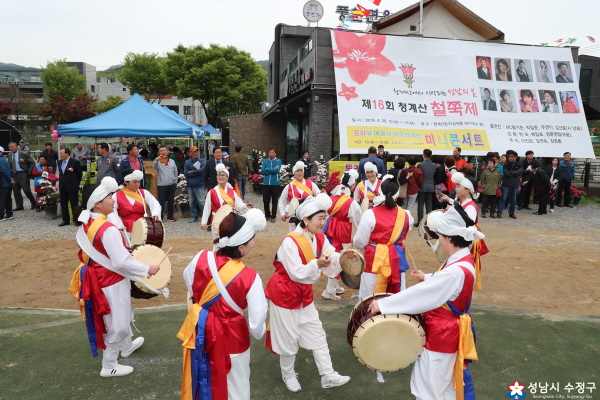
[417,149,437,226]
[7,142,36,211]
[476,57,491,80]
[530,160,551,215]
[357,146,385,181]
[0,146,14,221]
[515,60,531,82]
[481,88,497,111]
[556,62,573,83]
[517,150,535,210]
[58,147,83,226]
[203,146,236,190]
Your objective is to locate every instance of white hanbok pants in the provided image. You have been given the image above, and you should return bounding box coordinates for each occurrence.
[411,349,457,400]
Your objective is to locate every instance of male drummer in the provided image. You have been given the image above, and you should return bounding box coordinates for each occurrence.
[368,204,484,400]
[108,169,161,245]
[279,161,321,232]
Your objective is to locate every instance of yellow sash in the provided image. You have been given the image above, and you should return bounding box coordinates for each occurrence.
[437,262,478,400]
[177,257,245,400]
[371,208,406,293]
[358,181,377,199]
[122,187,144,205]
[330,194,351,216]
[218,185,235,206]
[68,215,109,322]
[287,231,317,263]
[291,179,313,196]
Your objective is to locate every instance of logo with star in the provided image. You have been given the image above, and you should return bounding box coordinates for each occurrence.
[506,380,527,399]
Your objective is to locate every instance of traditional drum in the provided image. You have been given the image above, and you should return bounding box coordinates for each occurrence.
[287,197,300,219]
[130,217,165,248]
[339,246,365,277]
[347,293,425,372]
[130,244,172,299]
[212,204,233,236]
[418,212,447,263]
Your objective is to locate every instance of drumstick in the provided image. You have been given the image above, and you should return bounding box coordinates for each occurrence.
[405,247,418,272]
[147,246,172,279]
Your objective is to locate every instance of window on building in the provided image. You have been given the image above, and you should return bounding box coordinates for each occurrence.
[123,87,127,91]
[91,85,95,93]
[183,106,192,115]
[165,105,179,113]
[300,38,313,60]
[289,56,298,72]
[269,63,273,85]
[579,69,592,104]
[281,68,288,82]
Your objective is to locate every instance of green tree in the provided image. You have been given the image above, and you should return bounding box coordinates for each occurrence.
[165,44,267,126]
[92,95,125,114]
[40,59,86,101]
[118,53,171,103]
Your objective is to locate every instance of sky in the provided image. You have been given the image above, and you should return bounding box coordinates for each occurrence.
[2,0,599,71]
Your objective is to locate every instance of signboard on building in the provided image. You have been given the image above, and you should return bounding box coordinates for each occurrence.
[331,31,595,157]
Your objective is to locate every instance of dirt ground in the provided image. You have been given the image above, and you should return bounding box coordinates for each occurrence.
[0,220,598,316]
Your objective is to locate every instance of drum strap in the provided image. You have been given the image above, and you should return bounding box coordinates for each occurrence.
[207,253,243,315]
[76,226,169,298]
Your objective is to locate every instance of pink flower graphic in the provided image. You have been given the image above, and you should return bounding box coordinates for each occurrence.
[333,30,396,85]
[338,83,358,101]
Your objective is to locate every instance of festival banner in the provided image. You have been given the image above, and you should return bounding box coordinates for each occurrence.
[331,31,595,157]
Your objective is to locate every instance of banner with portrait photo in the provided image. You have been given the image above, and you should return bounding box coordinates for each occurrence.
[331,31,595,157]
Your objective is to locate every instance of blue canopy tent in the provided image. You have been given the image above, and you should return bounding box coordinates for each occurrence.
[151,103,204,139]
[58,94,194,138]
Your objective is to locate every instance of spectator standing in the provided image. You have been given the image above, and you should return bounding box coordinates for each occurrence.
[453,147,467,170]
[119,144,146,188]
[153,145,178,221]
[557,152,576,208]
[18,140,30,156]
[7,142,36,211]
[96,142,120,182]
[496,150,522,219]
[87,143,98,157]
[480,159,502,218]
[530,160,551,215]
[376,144,391,165]
[208,140,216,156]
[183,146,205,223]
[170,146,184,174]
[517,150,535,210]
[0,146,14,221]
[387,157,408,208]
[432,156,447,210]
[403,156,423,213]
[545,157,562,213]
[261,148,282,223]
[358,146,386,181]
[298,149,313,180]
[72,143,87,170]
[41,142,59,175]
[57,147,82,226]
[231,145,253,200]
[147,143,159,160]
[417,149,436,225]
[203,147,236,190]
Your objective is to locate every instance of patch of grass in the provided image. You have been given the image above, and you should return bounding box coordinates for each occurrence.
[580,195,600,205]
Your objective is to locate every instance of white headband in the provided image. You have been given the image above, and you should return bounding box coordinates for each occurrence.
[295,193,332,220]
[292,161,305,173]
[330,169,359,196]
[124,170,144,182]
[214,208,266,249]
[372,174,399,207]
[452,172,474,195]
[426,207,485,242]
[78,177,119,224]
[364,161,378,173]
[216,163,229,177]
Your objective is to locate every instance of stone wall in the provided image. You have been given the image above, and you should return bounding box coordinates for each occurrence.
[229,113,286,160]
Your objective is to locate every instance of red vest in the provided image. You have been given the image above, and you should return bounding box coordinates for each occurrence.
[287,181,312,200]
[462,200,479,224]
[358,179,382,205]
[192,252,256,355]
[363,206,409,293]
[209,187,235,223]
[77,219,125,288]
[423,255,474,354]
[116,189,146,232]
[325,195,354,251]
[265,233,325,309]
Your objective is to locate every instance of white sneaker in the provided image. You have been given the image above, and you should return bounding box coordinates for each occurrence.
[283,373,302,392]
[550,209,554,213]
[121,337,144,358]
[321,290,341,300]
[321,371,351,388]
[335,286,345,294]
[100,364,134,377]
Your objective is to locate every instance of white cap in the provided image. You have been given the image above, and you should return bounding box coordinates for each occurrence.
[364,162,378,173]
[295,193,332,220]
[124,170,144,182]
[216,163,229,176]
[0,146,4,152]
[78,177,119,224]
[451,172,474,195]
[293,161,305,173]
[426,206,485,242]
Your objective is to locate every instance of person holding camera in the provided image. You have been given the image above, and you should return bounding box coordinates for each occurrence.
[496,150,522,219]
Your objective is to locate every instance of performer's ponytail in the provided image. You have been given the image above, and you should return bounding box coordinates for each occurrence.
[383,180,399,209]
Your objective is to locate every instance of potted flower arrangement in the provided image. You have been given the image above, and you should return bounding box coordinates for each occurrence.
[279,163,293,187]
[36,172,60,220]
[307,160,330,190]
[250,151,265,194]
[175,174,190,217]
[323,171,341,195]
[570,185,585,205]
